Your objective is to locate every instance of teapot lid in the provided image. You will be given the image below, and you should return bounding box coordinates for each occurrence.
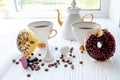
[67,0,81,14]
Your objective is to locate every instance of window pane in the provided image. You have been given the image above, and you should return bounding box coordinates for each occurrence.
[16,0,100,11]
[77,0,100,9]
[0,0,8,12]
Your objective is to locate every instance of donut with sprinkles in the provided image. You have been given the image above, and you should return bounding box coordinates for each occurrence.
[17,29,39,56]
[85,29,115,61]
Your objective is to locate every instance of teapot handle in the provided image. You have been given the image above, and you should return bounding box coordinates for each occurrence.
[81,14,94,22]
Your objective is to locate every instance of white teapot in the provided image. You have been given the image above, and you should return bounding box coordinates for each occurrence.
[56,0,94,40]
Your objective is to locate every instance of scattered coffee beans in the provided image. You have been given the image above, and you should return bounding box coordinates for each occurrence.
[39,59,42,62]
[72,55,76,58]
[55,47,58,50]
[19,59,21,61]
[71,65,74,69]
[81,51,84,53]
[79,61,83,64]
[41,63,45,66]
[28,57,31,59]
[12,59,16,63]
[31,53,34,56]
[70,47,74,53]
[69,54,72,56]
[45,69,49,72]
[56,60,60,64]
[38,53,41,56]
[62,59,65,62]
[27,74,31,77]
[68,62,72,65]
[16,62,19,65]
[64,64,67,67]
[55,65,58,68]
[48,64,51,68]
[66,60,70,63]
[54,62,57,65]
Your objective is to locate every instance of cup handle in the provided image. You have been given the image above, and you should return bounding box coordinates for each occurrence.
[81,14,94,22]
[49,29,57,39]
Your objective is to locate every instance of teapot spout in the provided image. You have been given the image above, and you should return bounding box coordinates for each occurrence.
[55,9,63,26]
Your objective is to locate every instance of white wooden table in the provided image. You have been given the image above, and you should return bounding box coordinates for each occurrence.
[0,18,120,80]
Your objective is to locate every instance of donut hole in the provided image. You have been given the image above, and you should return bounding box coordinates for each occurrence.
[97,42,102,48]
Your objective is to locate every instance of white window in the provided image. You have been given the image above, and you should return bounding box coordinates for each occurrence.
[15,0,100,11]
[0,0,8,17]
[0,0,109,18]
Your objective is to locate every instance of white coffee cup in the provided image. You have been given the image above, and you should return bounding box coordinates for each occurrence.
[72,22,101,45]
[28,21,57,62]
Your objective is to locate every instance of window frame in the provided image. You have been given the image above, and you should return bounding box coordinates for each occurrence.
[1,0,110,18]
[80,0,110,18]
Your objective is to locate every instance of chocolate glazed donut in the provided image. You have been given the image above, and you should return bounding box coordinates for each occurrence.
[85,29,116,61]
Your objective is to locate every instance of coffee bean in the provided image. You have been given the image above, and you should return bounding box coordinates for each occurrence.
[61,54,64,57]
[28,57,31,59]
[70,47,74,53]
[19,59,21,62]
[39,59,42,62]
[41,63,45,66]
[68,62,72,65]
[71,65,74,69]
[32,64,36,68]
[35,68,39,71]
[45,69,49,72]
[54,62,57,65]
[28,63,32,67]
[79,61,83,64]
[51,64,54,66]
[38,53,41,56]
[60,55,64,59]
[62,59,65,62]
[35,67,40,71]
[56,60,59,63]
[64,64,67,67]
[70,51,72,53]
[31,67,34,71]
[56,60,60,65]
[12,59,16,63]
[60,56,63,59]
[27,74,31,77]
[55,47,58,50]
[69,54,72,56]
[56,60,59,62]
[66,60,70,63]
[48,64,51,67]
[29,65,35,70]
[32,57,38,62]
[16,62,19,65]
[35,61,39,64]
[70,47,74,51]
[72,55,76,58]
[55,65,58,68]
[81,51,84,53]
[31,53,34,56]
